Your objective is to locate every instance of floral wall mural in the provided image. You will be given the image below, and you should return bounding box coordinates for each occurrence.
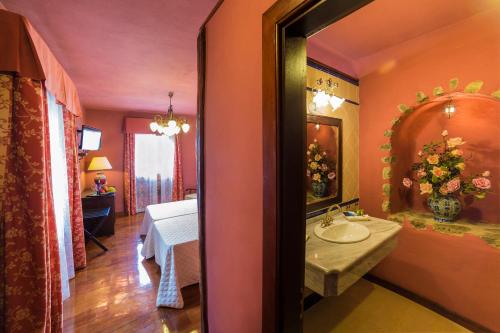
[380,78,500,218]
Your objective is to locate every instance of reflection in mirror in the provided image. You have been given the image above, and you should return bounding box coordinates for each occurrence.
[306,115,342,212]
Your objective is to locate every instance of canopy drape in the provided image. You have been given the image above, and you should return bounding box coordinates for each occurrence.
[0,9,82,117]
[1,9,86,331]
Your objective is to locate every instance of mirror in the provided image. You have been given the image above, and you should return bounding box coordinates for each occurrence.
[306,115,342,212]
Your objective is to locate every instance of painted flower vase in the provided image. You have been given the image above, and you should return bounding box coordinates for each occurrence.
[312,182,328,198]
[427,195,461,222]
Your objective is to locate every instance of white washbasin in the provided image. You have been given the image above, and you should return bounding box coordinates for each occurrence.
[314,221,370,244]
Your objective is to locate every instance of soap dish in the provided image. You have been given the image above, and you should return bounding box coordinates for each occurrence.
[343,211,370,221]
[345,215,370,221]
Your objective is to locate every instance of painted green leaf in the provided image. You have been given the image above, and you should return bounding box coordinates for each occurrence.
[416,91,428,103]
[397,104,411,114]
[391,117,401,126]
[475,192,486,200]
[449,78,459,90]
[382,183,391,196]
[380,143,392,151]
[382,200,391,213]
[433,86,444,96]
[464,80,484,93]
[381,156,397,164]
[492,90,500,99]
[383,167,392,180]
[384,129,393,137]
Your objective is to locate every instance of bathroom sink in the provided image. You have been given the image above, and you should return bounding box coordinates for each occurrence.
[314,222,370,244]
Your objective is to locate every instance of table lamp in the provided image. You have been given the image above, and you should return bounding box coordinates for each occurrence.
[88,156,112,195]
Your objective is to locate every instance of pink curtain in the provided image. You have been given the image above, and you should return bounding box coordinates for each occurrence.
[172,136,184,201]
[124,133,137,215]
[0,75,62,332]
[63,110,86,270]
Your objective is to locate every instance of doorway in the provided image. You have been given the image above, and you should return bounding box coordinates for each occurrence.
[262,1,374,332]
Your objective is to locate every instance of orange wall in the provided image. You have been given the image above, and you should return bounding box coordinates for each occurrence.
[357,10,500,332]
[83,109,197,213]
[204,0,276,331]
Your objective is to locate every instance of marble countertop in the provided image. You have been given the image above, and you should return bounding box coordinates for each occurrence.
[306,213,401,274]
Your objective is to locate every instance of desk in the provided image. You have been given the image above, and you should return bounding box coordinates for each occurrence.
[82,192,116,236]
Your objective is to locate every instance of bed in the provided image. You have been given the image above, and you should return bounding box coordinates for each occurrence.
[139,199,198,235]
[141,213,199,308]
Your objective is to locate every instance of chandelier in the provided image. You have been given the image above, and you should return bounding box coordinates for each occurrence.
[149,91,190,136]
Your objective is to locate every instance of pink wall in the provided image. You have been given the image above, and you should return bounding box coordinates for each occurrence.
[204,0,276,331]
[371,221,500,332]
[307,41,357,78]
[357,10,500,332]
[204,2,499,331]
[83,109,197,213]
[358,9,500,218]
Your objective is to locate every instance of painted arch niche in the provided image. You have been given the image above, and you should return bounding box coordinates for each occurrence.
[386,92,500,224]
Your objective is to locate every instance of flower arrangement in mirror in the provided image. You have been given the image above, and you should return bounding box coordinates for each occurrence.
[307,139,336,198]
[402,130,492,222]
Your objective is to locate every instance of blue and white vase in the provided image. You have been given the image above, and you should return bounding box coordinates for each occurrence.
[427,195,461,222]
[312,182,328,198]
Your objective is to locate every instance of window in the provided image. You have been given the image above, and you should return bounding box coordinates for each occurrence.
[134,134,175,212]
[47,92,74,300]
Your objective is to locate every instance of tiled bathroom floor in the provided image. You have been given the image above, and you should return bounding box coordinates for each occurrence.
[303,278,470,333]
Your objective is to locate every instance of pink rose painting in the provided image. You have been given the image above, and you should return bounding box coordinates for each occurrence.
[472,177,491,190]
[401,130,493,221]
[446,178,461,193]
[402,177,412,188]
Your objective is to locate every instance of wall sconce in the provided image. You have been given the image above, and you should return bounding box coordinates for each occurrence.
[311,78,345,111]
[315,123,320,130]
[313,90,330,107]
[444,98,456,118]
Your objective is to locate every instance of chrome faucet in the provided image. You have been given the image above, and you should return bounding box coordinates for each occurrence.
[320,204,343,228]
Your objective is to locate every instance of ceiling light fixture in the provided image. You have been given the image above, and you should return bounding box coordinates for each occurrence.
[149,91,190,136]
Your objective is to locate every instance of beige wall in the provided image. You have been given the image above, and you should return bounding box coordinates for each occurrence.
[307,65,359,203]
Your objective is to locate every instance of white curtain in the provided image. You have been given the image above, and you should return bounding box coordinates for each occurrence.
[47,92,75,301]
[134,134,175,212]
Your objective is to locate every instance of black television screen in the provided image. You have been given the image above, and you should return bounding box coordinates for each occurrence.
[79,125,102,151]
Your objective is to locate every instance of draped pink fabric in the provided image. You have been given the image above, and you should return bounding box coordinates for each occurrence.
[63,110,86,269]
[172,136,184,201]
[0,75,62,332]
[0,9,82,117]
[124,133,137,215]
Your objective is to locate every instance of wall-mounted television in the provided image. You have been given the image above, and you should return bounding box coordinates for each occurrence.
[79,125,102,151]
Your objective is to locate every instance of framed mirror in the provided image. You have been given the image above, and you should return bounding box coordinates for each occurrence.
[306,115,342,213]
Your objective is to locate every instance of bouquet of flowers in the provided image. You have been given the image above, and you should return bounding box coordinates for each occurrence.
[307,140,336,197]
[402,130,492,200]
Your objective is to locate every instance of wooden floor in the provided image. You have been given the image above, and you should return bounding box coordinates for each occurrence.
[63,214,201,333]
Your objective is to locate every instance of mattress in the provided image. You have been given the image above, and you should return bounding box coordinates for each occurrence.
[141,213,200,308]
[139,199,198,235]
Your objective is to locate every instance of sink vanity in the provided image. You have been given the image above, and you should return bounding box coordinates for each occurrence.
[305,213,401,297]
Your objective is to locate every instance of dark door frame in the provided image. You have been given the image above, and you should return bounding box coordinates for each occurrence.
[197,2,224,333]
[262,0,373,332]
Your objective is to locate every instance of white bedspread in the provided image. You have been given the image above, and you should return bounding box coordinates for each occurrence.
[139,199,198,235]
[141,213,199,308]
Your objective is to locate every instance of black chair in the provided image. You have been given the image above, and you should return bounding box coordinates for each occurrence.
[83,207,111,252]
